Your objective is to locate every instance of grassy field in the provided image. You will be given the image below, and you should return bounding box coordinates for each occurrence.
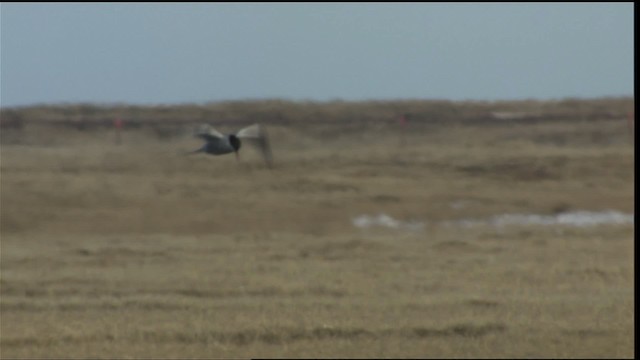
[0,101,635,358]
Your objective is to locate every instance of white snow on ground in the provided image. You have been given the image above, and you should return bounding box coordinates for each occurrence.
[353,210,634,231]
[352,213,425,232]
[449,210,634,228]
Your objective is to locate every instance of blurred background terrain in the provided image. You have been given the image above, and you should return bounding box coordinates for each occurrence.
[0,97,635,358]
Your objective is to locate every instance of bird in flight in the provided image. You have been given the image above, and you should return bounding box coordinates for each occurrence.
[187,123,273,167]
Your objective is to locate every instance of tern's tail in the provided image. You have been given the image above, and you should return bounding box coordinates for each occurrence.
[183,148,204,156]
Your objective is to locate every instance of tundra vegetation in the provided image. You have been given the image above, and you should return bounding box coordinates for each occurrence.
[0,97,634,358]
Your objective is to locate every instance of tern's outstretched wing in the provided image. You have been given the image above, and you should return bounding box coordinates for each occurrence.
[194,124,226,142]
[235,124,273,167]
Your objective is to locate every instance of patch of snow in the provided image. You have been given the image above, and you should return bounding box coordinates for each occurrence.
[352,213,425,232]
[446,210,634,228]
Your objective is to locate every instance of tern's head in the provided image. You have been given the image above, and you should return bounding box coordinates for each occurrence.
[229,134,241,152]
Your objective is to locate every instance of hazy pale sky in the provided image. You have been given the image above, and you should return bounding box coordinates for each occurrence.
[0,3,634,107]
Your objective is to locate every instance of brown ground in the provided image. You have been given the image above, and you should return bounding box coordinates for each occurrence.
[0,113,634,358]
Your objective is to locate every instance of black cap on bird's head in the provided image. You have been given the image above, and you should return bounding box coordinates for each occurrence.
[229,134,241,152]
[228,134,241,161]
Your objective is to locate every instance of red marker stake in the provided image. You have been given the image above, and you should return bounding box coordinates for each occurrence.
[114,118,124,145]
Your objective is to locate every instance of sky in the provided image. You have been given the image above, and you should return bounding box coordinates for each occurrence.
[0,3,634,107]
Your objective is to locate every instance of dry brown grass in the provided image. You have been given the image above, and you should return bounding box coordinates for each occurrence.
[0,100,635,358]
